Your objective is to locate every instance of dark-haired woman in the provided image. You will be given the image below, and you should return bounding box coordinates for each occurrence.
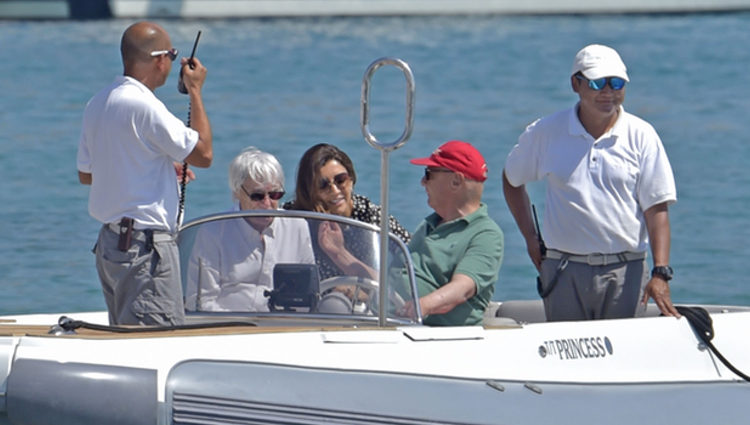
[284,143,410,281]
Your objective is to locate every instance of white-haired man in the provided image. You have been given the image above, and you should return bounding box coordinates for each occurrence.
[185,147,315,312]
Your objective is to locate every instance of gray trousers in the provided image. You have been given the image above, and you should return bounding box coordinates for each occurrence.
[94,225,185,326]
[539,257,648,321]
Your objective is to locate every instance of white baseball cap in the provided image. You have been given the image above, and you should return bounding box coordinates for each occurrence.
[571,44,629,82]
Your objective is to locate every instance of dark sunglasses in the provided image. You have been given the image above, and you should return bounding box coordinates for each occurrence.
[319,172,350,191]
[424,168,453,181]
[150,48,179,61]
[241,185,285,202]
[576,74,626,91]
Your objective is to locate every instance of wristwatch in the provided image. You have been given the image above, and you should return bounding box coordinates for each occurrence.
[651,265,674,281]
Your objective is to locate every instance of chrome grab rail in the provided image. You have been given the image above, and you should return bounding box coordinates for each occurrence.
[360,57,419,326]
[360,57,415,152]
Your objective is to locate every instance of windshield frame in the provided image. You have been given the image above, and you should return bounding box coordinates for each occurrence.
[178,209,421,327]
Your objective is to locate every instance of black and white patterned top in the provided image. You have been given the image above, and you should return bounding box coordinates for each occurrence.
[348,194,411,243]
[283,193,410,281]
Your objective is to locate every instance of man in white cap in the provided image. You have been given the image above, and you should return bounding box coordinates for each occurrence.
[502,44,680,321]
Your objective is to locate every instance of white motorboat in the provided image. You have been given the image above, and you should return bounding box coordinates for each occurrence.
[1,216,749,424]
[1,58,749,425]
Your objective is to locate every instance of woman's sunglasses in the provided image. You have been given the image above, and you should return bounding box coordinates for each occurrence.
[241,185,285,202]
[319,172,351,191]
[575,74,626,91]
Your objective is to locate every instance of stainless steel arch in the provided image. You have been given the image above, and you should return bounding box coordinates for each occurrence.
[360,57,415,152]
[360,57,419,326]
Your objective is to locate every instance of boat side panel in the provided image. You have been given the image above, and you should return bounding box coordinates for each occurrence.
[168,360,504,425]
[166,360,750,425]
[6,359,156,425]
[0,337,19,422]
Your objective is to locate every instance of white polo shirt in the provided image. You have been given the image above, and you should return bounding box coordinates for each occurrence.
[77,76,199,232]
[504,104,676,255]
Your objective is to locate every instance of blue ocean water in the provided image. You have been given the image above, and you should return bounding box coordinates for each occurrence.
[1,13,749,314]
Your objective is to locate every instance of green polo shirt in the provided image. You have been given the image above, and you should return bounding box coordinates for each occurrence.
[408,203,503,326]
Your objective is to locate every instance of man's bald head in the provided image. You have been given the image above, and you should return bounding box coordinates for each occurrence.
[121,21,170,66]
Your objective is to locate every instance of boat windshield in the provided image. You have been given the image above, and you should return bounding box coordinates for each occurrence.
[177,210,420,325]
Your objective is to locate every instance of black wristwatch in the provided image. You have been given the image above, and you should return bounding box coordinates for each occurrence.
[651,265,673,281]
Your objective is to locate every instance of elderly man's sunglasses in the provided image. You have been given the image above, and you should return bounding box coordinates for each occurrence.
[575,74,626,91]
[241,185,285,202]
[319,172,351,191]
[150,48,179,61]
[424,168,453,181]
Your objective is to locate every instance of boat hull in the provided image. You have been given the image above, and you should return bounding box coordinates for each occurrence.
[2,308,749,424]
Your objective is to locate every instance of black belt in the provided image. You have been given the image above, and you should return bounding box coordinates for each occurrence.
[106,218,173,252]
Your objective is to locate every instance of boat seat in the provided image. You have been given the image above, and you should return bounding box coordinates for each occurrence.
[636,303,663,317]
[481,302,519,326]
[482,316,522,327]
[494,300,547,324]
[492,300,664,324]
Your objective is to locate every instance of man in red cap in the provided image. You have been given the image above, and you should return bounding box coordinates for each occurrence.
[404,140,504,326]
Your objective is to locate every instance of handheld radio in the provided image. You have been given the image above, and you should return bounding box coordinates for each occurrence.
[178,31,202,94]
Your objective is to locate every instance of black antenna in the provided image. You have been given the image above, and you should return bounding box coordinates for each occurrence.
[177,31,201,94]
[532,204,546,256]
[176,31,202,227]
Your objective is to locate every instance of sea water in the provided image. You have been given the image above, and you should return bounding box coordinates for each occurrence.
[1,13,749,314]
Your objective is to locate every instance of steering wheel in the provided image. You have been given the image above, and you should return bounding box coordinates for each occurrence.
[318,276,407,314]
[320,275,378,293]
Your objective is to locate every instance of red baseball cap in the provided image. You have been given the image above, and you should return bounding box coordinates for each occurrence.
[410,140,488,182]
